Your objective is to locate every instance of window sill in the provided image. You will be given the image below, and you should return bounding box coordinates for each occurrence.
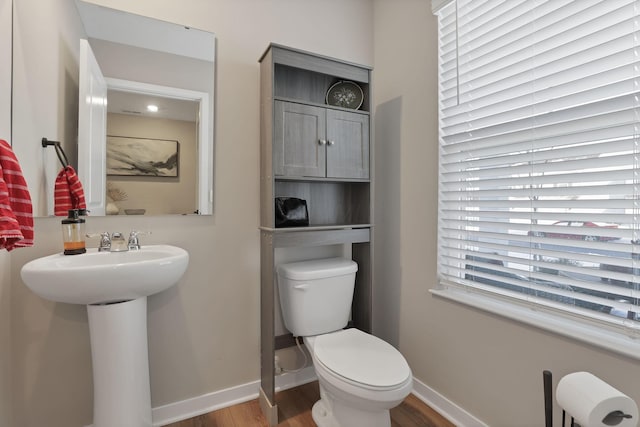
[430,287,640,361]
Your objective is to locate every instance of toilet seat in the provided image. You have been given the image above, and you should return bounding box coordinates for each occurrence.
[313,329,411,391]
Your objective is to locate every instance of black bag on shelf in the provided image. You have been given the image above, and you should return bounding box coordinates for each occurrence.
[275,197,309,227]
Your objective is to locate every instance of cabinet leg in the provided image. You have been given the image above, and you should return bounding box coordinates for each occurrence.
[259,386,278,426]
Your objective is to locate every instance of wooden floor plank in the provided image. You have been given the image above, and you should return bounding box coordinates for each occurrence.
[277,382,318,427]
[391,394,456,427]
[164,381,454,427]
[207,408,232,427]
[227,399,266,426]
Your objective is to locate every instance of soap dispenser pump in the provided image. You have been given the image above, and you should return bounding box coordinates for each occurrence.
[61,209,86,255]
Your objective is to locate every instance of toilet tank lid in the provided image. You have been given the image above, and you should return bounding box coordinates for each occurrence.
[277,257,358,280]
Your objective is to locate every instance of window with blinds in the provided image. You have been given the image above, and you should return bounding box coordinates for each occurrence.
[436,0,640,335]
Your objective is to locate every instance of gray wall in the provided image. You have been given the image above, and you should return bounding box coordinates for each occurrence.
[372,1,640,426]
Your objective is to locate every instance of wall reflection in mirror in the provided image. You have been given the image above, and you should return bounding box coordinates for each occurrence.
[11,0,215,216]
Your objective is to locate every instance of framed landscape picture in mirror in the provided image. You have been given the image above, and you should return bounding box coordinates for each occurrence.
[107,135,179,177]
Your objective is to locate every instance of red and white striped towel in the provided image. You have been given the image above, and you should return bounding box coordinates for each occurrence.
[54,165,86,216]
[0,139,34,250]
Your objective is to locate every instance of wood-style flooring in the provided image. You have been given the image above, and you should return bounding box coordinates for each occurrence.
[165,381,455,427]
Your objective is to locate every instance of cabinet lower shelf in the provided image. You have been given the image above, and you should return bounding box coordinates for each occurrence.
[260,224,371,248]
[275,175,370,183]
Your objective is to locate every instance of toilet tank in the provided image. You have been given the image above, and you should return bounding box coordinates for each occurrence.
[277,257,358,337]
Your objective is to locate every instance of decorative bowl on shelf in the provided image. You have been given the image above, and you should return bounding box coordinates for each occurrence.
[125,209,146,215]
[326,81,364,110]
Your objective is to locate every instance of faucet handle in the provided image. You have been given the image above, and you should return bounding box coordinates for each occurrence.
[128,230,151,250]
[86,232,111,252]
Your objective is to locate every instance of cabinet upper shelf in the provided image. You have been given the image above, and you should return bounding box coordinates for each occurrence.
[264,43,372,113]
[274,96,370,116]
[273,65,370,113]
[260,43,372,81]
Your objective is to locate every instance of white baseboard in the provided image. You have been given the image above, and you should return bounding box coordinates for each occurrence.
[152,367,316,426]
[143,369,483,427]
[411,377,488,427]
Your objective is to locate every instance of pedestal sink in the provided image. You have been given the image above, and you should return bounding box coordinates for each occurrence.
[21,245,189,427]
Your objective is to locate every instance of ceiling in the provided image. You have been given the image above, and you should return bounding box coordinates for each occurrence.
[107,90,199,122]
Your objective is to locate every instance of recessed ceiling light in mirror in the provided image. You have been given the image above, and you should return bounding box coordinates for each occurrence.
[107,89,200,120]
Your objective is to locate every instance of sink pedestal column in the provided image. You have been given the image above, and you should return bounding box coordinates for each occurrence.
[87,297,152,427]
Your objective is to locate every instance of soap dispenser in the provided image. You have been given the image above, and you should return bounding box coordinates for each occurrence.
[61,209,86,255]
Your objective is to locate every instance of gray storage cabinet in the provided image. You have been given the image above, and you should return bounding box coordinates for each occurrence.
[258,43,374,426]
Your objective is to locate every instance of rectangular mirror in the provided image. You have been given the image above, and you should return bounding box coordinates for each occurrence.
[12,0,216,216]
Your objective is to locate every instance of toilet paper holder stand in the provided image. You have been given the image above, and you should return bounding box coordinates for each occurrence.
[543,370,635,427]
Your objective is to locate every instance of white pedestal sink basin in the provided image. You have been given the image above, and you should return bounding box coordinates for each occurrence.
[21,244,188,305]
[21,245,189,427]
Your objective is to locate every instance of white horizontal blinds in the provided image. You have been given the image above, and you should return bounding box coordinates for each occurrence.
[437,0,640,331]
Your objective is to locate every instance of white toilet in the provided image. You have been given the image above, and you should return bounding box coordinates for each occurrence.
[277,257,413,427]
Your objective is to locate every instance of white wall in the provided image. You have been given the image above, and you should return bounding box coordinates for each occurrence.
[0,0,10,138]
[12,0,86,216]
[372,1,640,426]
[8,1,374,426]
[0,250,11,427]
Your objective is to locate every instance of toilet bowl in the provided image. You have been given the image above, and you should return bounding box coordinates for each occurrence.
[305,329,412,427]
[277,258,413,427]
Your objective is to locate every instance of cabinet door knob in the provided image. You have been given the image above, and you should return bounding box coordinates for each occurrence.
[328,140,335,146]
[318,139,327,145]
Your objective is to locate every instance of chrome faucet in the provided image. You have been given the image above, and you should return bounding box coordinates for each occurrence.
[88,231,149,252]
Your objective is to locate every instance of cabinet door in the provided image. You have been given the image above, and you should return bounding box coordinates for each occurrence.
[274,101,326,177]
[326,110,369,179]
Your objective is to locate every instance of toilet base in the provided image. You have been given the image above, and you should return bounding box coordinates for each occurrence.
[311,400,339,427]
[311,385,392,427]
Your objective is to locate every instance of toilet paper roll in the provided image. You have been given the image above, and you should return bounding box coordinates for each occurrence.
[556,372,638,427]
